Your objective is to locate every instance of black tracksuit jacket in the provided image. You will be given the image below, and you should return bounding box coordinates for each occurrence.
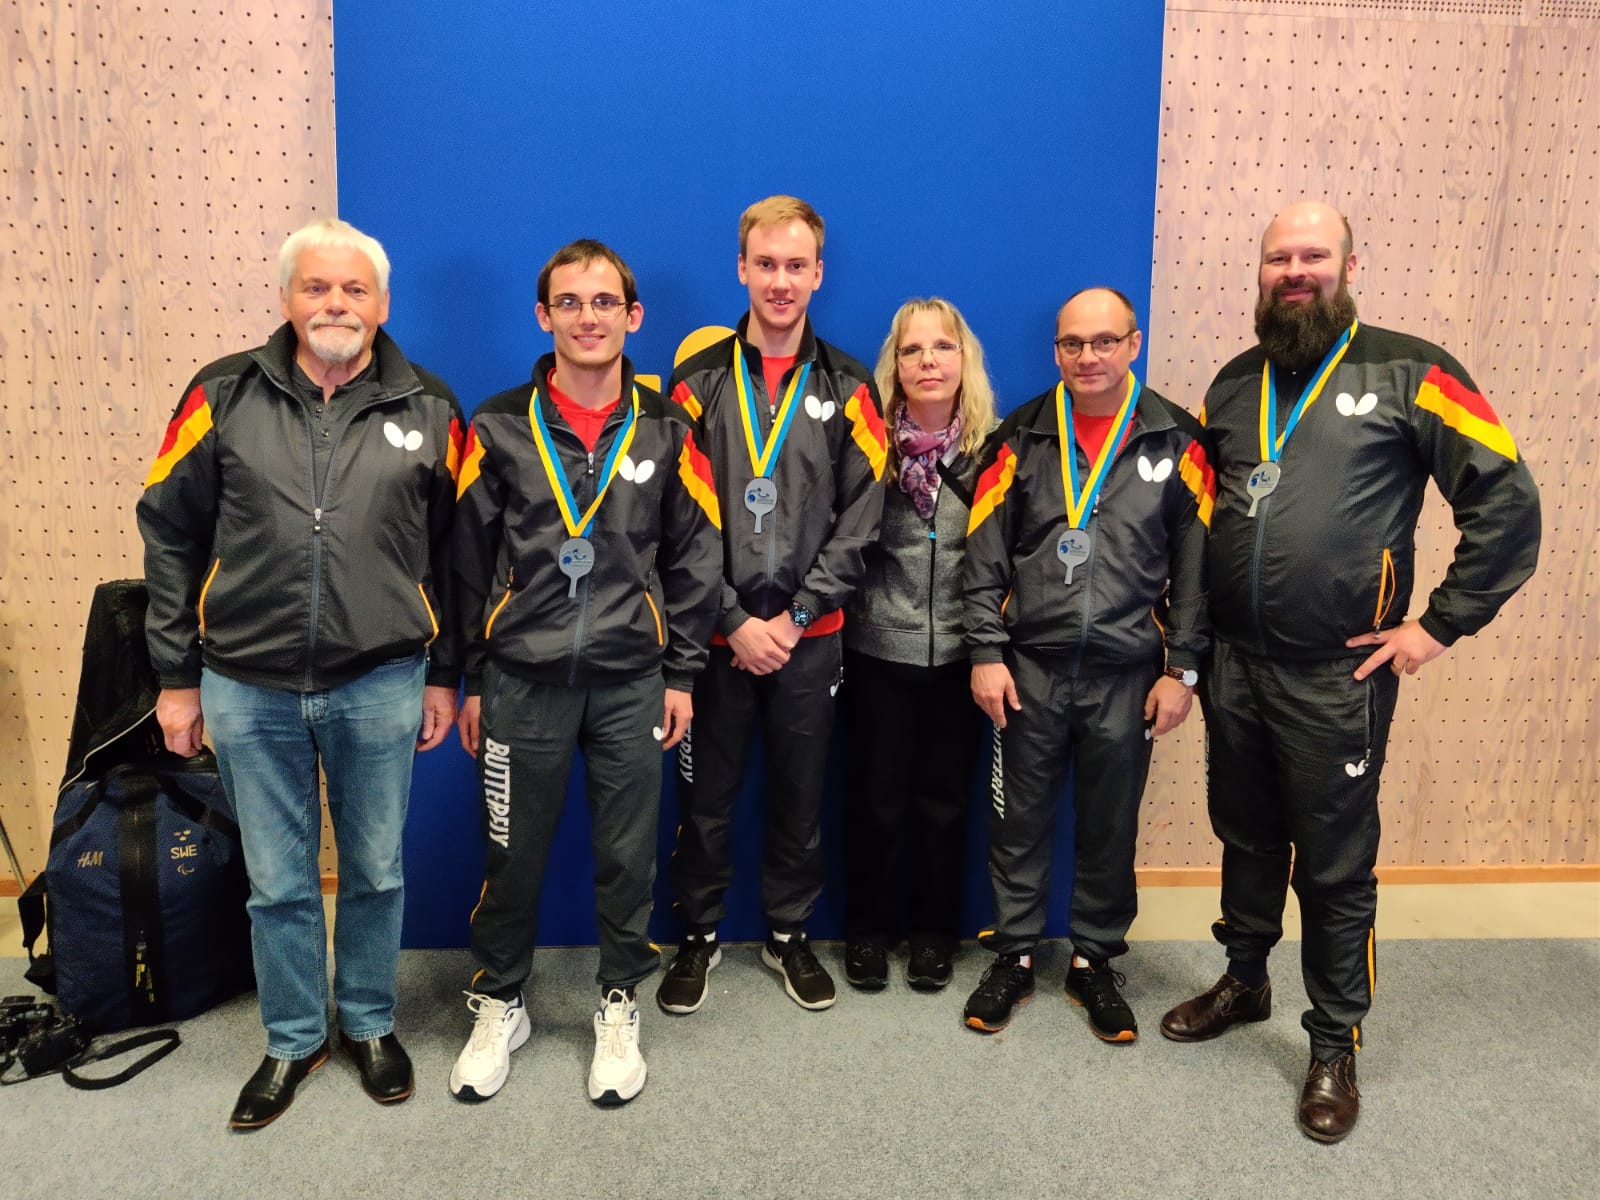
[137,324,464,693]
[452,354,722,694]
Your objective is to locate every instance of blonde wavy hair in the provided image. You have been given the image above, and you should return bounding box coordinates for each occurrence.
[874,297,996,480]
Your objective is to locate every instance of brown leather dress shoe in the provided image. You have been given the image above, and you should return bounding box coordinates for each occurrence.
[339,1032,415,1103]
[228,1042,329,1130]
[1159,973,1272,1041]
[1298,1052,1360,1143]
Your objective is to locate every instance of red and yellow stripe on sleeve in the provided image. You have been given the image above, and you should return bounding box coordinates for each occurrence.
[670,380,703,422]
[445,416,465,483]
[967,444,1017,535]
[456,421,485,500]
[677,429,722,530]
[144,384,213,487]
[1178,440,1216,529]
[844,383,887,481]
[1415,366,1518,462]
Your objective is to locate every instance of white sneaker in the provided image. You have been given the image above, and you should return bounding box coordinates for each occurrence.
[449,991,530,1102]
[588,988,646,1106]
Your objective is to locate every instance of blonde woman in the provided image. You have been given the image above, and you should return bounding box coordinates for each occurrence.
[841,298,997,992]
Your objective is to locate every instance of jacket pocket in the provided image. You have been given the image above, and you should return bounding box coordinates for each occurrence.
[416,583,440,643]
[485,572,516,638]
[1372,549,1396,630]
[643,590,665,647]
[197,558,222,639]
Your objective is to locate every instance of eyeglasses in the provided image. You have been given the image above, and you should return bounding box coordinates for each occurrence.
[1054,331,1136,357]
[547,294,630,318]
[895,340,962,363]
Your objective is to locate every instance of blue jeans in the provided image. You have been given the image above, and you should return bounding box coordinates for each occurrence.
[202,653,424,1060]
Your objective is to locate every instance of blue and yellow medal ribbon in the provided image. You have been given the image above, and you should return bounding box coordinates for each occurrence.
[529,386,640,538]
[1057,373,1140,529]
[1258,319,1358,462]
[733,341,811,478]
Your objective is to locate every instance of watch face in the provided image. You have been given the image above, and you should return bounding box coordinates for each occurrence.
[1181,669,1198,687]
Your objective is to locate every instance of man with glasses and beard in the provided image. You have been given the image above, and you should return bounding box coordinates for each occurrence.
[1159,201,1541,1143]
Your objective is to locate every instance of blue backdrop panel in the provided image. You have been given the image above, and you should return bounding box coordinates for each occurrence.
[332,0,1166,949]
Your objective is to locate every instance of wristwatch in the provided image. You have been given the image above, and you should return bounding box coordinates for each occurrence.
[1164,665,1198,688]
[788,602,815,630]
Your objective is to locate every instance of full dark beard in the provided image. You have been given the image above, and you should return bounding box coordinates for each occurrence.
[1254,285,1358,372]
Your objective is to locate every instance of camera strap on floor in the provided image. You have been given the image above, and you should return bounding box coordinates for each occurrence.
[61,1028,181,1090]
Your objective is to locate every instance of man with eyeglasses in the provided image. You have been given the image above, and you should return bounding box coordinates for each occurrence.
[446,240,722,1106]
[1160,201,1539,1143]
[658,195,886,1015]
[963,286,1214,1041]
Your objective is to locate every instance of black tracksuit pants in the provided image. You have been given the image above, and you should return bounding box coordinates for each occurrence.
[467,663,664,998]
[840,650,982,951]
[671,633,842,933]
[1201,639,1400,1059]
[987,648,1156,962]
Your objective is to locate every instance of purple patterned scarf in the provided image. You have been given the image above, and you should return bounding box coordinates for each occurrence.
[896,407,962,519]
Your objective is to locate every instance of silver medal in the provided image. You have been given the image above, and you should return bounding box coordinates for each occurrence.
[1245,461,1281,518]
[558,537,594,598]
[744,476,777,533]
[1056,528,1092,585]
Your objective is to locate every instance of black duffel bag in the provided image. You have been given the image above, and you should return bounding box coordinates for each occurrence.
[19,751,254,1034]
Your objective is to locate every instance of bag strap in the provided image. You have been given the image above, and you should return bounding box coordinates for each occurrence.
[19,871,55,987]
[55,754,240,846]
[61,1029,181,1090]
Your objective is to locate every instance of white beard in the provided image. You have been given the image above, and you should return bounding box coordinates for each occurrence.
[306,322,365,366]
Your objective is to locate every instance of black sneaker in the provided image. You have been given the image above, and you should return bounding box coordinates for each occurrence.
[656,934,721,1015]
[1064,957,1137,1043]
[843,940,889,991]
[963,953,1035,1032]
[762,933,837,1010]
[906,942,954,992]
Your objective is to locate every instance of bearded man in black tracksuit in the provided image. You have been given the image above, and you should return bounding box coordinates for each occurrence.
[446,241,721,1108]
[962,286,1213,1043]
[139,218,463,1128]
[1159,202,1541,1144]
[657,196,887,1015]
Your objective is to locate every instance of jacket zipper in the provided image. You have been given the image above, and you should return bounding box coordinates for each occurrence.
[926,523,938,668]
[305,403,326,690]
[1249,490,1271,643]
[303,380,425,690]
[568,447,596,687]
[1072,499,1098,675]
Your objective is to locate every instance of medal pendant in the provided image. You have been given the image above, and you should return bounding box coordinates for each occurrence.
[744,476,777,533]
[558,537,595,598]
[1245,461,1282,518]
[1056,528,1092,586]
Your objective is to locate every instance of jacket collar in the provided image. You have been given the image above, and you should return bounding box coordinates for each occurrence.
[251,323,421,402]
[528,351,639,428]
[1025,378,1175,441]
[733,312,818,366]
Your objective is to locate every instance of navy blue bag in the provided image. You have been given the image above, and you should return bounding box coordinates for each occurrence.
[19,752,255,1033]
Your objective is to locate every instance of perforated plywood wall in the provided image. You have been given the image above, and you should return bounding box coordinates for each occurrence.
[0,0,337,885]
[1141,0,1598,869]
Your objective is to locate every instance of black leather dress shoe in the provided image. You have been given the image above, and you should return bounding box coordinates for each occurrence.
[1159,973,1272,1042]
[340,1032,414,1103]
[1298,1052,1360,1143]
[229,1042,329,1130]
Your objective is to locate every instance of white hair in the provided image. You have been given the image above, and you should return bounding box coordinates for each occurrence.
[277,218,391,293]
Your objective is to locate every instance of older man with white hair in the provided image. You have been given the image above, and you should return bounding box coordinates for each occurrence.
[138,218,465,1129]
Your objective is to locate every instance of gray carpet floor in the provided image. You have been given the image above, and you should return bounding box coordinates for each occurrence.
[3,939,1596,1199]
